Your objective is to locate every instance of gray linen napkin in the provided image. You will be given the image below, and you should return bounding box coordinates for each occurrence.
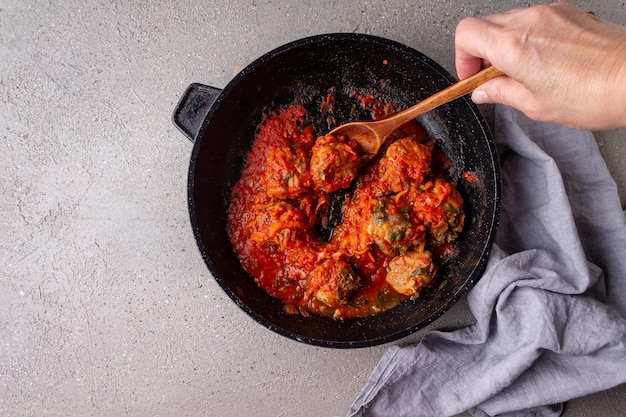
[347,105,626,417]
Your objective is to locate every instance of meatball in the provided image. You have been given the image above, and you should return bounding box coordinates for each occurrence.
[386,248,436,296]
[332,187,424,257]
[411,178,465,245]
[309,134,362,193]
[264,144,312,199]
[378,137,433,193]
[367,196,422,257]
[306,259,361,307]
[329,189,375,257]
[245,201,308,251]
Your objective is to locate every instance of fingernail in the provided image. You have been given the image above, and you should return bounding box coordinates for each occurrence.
[472,88,489,104]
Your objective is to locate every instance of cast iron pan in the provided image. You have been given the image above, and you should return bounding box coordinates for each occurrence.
[173,33,501,348]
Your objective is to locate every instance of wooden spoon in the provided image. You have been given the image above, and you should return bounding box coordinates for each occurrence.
[329,66,505,156]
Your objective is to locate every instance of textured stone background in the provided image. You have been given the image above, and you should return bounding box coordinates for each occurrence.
[1,1,624,416]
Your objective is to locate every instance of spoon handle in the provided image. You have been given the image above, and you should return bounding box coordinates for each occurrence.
[389,66,505,128]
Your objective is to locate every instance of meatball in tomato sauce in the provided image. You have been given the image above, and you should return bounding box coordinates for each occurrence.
[309,134,362,193]
[306,259,361,308]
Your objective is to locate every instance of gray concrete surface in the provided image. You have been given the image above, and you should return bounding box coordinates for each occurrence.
[1,1,625,416]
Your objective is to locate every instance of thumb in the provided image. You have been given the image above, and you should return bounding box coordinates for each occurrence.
[471,76,536,110]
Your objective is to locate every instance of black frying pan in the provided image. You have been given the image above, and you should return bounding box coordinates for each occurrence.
[173,33,501,348]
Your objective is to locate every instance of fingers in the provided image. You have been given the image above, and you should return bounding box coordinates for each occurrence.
[454,17,492,80]
[455,4,596,80]
[454,12,517,79]
[455,5,553,80]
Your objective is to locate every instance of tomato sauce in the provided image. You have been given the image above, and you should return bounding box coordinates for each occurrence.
[227,97,465,319]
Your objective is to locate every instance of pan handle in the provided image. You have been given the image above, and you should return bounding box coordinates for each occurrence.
[172,83,222,142]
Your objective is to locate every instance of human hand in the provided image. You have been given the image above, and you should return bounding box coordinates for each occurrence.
[455,2,626,130]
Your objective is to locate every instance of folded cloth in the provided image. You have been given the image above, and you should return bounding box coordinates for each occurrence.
[347,105,626,417]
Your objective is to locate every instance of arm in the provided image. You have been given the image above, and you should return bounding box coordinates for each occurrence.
[455,2,626,130]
